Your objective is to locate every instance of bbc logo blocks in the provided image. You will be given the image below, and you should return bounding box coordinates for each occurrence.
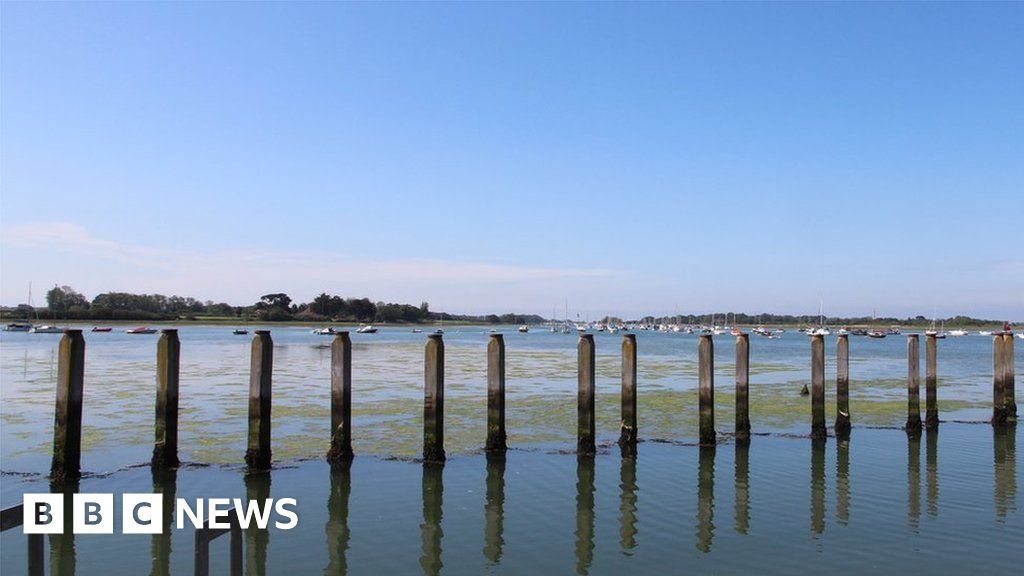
[22,493,163,534]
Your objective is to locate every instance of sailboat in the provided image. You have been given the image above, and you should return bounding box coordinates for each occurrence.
[5,283,35,332]
[807,302,830,336]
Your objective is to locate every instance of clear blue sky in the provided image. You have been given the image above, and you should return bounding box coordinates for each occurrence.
[2,2,1021,319]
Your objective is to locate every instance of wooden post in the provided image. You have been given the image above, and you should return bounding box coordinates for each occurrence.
[50,329,85,482]
[577,334,596,455]
[152,329,180,469]
[698,334,716,446]
[245,330,273,472]
[485,334,507,452]
[992,334,1006,425]
[619,334,638,455]
[423,334,446,464]
[735,333,751,440]
[1003,333,1016,422]
[925,333,939,428]
[835,334,851,436]
[810,334,826,439]
[906,334,922,432]
[327,332,353,462]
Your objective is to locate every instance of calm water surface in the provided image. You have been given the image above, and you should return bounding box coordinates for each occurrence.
[0,325,1020,574]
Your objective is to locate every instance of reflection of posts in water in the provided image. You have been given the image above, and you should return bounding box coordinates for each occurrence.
[906,335,922,432]
[423,335,446,464]
[1003,334,1016,422]
[836,436,850,526]
[993,426,1016,519]
[619,455,638,551]
[153,329,181,469]
[734,440,750,534]
[577,335,596,455]
[486,334,507,453]
[810,335,826,439]
[619,334,638,456]
[698,335,716,446]
[810,438,825,535]
[835,335,851,436]
[326,460,352,575]
[696,446,715,553]
[151,468,178,576]
[245,473,271,576]
[483,453,506,564]
[926,428,938,517]
[907,430,921,529]
[992,335,1006,425]
[735,334,751,440]
[48,479,78,576]
[327,332,354,462]
[925,333,939,428]
[420,463,444,576]
[575,456,595,575]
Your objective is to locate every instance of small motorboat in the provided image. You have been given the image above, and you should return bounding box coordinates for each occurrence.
[412,328,423,333]
[126,326,157,334]
[4,322,33,332]
[867,330,886,339]
[356,325,378,334]
[433,329,444,335]
[91,327,112,332]
[518,325,529,333]
[314,327,340,335]
[233,329,248,335]
[978,331,993,336]
[1016,333,1023,340]
[31,325,65,334]
[948,329,968,337]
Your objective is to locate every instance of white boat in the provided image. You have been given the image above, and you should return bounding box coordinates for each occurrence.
[978,331,993,336]
[355,325,378,334]
[31,325,65,334]
[808,327,831,336]
[126,326,157,334]
[4,322,33,332]
[948,329,968,337]
[518,325,529,333]
[1016,333,1024,340]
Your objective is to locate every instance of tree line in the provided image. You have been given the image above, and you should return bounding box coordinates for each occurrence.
[0,285,543,324]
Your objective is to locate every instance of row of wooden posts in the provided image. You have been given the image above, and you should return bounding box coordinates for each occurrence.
[48,329,1017,481]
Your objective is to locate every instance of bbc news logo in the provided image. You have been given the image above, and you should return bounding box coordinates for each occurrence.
[22,494,298,534]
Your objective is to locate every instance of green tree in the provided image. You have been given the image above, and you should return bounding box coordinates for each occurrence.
[46,285,88,313]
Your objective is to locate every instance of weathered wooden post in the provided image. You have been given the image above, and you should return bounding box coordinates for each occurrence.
[578,334,596,455]
[152,329,180,469]
[424,334,446,463]
[835,334,851,436]
[619,334,638,455]
[925,333,939,428]
[51,329,85,482]
[245,330,273,472]
[698,334,716,446]
[906,334,922,432]
[485,334,507,453]
[992,335,1010,427]
[810,334,826,439]
[1003,333,1016,422]
[327,331,353,462]
[735,333,751,440]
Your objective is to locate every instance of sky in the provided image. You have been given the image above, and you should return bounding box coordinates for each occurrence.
[1,2,1021,320]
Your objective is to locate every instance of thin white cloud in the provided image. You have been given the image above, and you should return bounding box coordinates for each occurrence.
[1,222,617,305]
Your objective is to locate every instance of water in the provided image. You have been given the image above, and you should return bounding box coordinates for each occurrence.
[1,325,1020,574]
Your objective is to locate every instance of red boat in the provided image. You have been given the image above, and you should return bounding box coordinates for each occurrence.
[91,327,112,332]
